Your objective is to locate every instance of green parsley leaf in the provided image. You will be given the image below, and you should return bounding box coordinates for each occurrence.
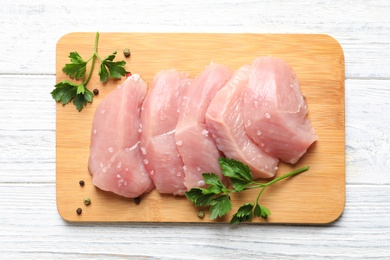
[218,157,252,182]
[99,51,127,82]
[218,157,253,191]
[73,93,87,111]
[62,52,87,80]
[235,203,254,217]
[185,188,214,207]
[253,203,261,217]
[51,84,69,103]
[230,178,252,192]
[101,60,127,81]
[230,203,254,224]
[83,88,94,103]
[259,205,271,219]
[202,173,226,194]
[185,188,203,203]
[185,157,310,224]
[102,51,117,61]
[51,80,92,111]
[69,51,86,64]
[209,195,232,220]
[72,88,93,112]
[52,32,129,111]
[51,80,79,105]
[99,63,109,83]
[76,84,85,94]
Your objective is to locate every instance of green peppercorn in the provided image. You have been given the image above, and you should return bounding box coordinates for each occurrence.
[83,197,91,206]
[133,197,141,205]
[197,210,205,219]
[123,48,131,57]
[76,208,82,215]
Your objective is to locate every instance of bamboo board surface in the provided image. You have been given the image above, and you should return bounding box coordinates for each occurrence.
[56,33,345,224]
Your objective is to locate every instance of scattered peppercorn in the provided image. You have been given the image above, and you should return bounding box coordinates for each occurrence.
[93,88,99,95]
[197,210,205,219]
[126,72,132,78]
[123,48,131,58]
[76,208,82,215]
[133,197,141,205]
[79,180,85,187]
[83,197,91,206]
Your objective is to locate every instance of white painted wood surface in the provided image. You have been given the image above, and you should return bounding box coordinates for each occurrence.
[0,1,389,259]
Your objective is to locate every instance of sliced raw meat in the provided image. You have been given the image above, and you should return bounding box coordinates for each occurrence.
[140,69,191,195]
[88,75,154,198]
[175,63,233,189]
[206,65,279,179]
[243,57,318,164]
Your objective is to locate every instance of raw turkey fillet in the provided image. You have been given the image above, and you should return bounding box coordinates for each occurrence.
[88,75,154,198]
[243,57,318,164]
[87,56,317,199]
[206,65,279,179]
[175,63,233,189]
[140,69,191,195]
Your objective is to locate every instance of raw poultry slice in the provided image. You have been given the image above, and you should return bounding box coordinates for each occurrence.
[206,65,279,179]
[175,63,233,189]
[243,57,318,164]
[140,69,191,195]
[88,75,154,198]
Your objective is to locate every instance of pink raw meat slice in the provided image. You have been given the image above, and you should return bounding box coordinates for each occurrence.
[206,65,279,179]
[140,69,192,195]
[88,75,154,198]
[175,63,233,190]
[243,57,318,164]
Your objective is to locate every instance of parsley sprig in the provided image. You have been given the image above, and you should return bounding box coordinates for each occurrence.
[51,32,128,111]
[185,158,310,224]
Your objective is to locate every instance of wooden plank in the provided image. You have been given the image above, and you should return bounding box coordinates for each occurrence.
[1,183,389,258]
[55,33,345,223]
[1,1,390,79]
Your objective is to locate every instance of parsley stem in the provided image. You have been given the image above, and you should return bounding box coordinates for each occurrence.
[94,32,99,55]
[93,32,105,63]
[265,166,310,186]
[83,32,100,86]
[245,166,310,190]
[250,166,310,214]
[256,186,267,204]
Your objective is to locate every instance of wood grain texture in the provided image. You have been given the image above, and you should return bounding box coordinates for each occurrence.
[1,183,389,258]
[1,1,389,79]
[55,33,345,223]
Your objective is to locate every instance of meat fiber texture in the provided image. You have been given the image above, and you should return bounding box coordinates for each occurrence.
[243,57,318,164]
[88,56,317,198]
[88,75,155,198]
[175,63,233,190]
[140,69,192,195]
[206,65,279,179]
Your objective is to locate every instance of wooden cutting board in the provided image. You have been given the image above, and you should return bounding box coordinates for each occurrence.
[56,33,345,224]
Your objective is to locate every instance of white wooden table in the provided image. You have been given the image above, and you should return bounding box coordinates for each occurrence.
[1,1,389,258]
